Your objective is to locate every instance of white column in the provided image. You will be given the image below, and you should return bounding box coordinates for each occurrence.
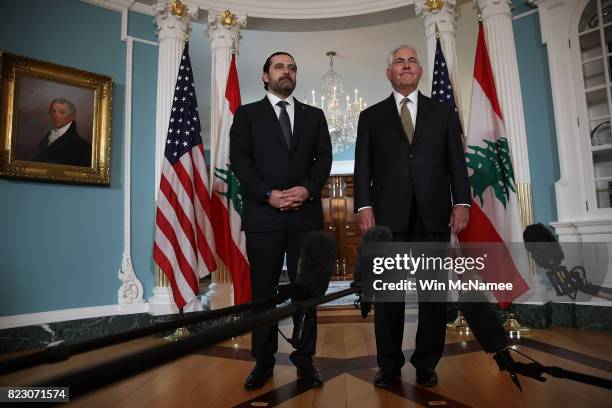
[536,0,585,229]
[206,10,247,188]
[154,0,198,192]
[204,10,246,295]
[149,0,198,316]
[477,0,532,186]
[415,0,464,119]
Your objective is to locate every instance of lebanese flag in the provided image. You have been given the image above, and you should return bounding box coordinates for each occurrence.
[458,23,529,307]
[210,54,251,304]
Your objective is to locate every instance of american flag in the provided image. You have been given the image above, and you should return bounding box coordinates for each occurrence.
[153,43,217,310]
[431,37,462,134]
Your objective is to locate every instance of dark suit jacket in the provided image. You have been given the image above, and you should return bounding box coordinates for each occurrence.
[354,92,470,233]
[35,121,91,167]
[229,96,332,232]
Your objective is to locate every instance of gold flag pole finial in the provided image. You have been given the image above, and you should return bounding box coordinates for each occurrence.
[219,10,238,28]
[170,0,187,17]
[425,0,444,12]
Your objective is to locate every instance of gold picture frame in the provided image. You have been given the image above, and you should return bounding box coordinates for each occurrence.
[0,51,113,185]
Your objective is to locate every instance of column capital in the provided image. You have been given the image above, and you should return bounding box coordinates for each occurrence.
[206,9,247,53]
[475,0,512,20]
[414,0,459,38]
[154,0,198,42]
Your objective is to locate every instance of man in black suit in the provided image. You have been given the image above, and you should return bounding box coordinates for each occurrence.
[230,52,332,390]
[35,98,91,167]
[354,45,470,388]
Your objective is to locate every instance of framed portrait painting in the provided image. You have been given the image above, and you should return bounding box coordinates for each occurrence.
[0,51,113,185]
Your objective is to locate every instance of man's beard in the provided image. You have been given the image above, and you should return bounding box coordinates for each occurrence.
[270,77,296,97]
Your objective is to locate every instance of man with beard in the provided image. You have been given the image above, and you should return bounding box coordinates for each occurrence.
[230,52,332,390]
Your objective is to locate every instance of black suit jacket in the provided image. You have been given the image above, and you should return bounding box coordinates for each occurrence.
[229,96,332,232]
[354,92,470,233]
[35,121,91,167]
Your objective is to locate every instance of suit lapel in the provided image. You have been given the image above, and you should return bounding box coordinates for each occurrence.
[412,92,432,146]
[258,96,290,151]
[382,94,409,146]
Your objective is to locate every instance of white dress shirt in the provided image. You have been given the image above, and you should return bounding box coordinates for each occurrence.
[393,89,418,125]
[267,92,295,132]
[47,121,73,146]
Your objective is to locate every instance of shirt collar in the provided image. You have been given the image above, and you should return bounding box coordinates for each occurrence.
[267,92,294,108]
[53,121,72,134]
[393,89,419,107]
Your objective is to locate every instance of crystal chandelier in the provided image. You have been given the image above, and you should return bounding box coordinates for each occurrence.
[307,51,366,154]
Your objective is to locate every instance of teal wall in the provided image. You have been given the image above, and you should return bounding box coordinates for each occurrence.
[0,0,158,316]
[512,2,560,226]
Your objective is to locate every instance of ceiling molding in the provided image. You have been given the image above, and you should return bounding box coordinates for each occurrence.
[191,0,414,19]
[86,0,416,20]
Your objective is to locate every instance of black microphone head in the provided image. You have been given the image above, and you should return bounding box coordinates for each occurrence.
[295,231,337,299]
[523,223,564,268]
[354,226,393,282]
[459,291,508,353]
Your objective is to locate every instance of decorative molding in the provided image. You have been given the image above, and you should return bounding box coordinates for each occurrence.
[116,9,154,307]
[552,219,612,242]
[148,286,180,315]
[172,0,411,19]
[476,0,512,19]
[536,0,596,223]
[81,0,137,12]
[513,8,538,20]
[415,0,459,37]
[0,304,147,330]
[85,0,418,19]
[118,253,145,304]
[205,9,247,53]
[154,0,199,42]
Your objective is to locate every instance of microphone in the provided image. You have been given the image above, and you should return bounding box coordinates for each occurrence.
[352,226,393,318]
[294,231,337,300]
[458,291,523,390]
[524,223,612,301]
[287,231,337,348]
[523,223,564,268]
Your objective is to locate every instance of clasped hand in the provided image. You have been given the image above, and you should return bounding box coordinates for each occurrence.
[268,186,309,211]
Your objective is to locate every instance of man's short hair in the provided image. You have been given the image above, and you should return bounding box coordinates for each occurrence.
[49,97,77,116]
[387,45,420,66]
[262,51,296,90]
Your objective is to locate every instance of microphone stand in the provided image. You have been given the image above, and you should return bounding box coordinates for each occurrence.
[495,348,612,391]
[0,284,294,375]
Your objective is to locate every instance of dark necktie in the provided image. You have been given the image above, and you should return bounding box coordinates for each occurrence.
[277,100,292,148]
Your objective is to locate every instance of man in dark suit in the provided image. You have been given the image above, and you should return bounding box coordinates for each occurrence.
[35,98,91,167]
[354,45,470,388]
[230,52,332,390]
